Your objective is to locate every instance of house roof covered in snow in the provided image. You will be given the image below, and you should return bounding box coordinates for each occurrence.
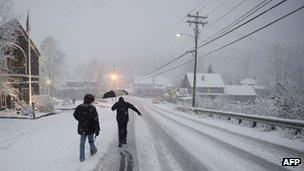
[225,85,257,96]
[134,76,171,86]
[186,73,225,88]
[241,78,258,85]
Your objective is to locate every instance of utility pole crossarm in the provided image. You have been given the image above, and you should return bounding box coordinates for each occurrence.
[187,14,208,19]
[187,21,208,25]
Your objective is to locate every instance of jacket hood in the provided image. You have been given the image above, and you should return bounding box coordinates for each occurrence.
[84,94,95,104]
[118,97,125,103]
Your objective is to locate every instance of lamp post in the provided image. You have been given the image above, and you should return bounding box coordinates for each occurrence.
[45,78,52,96]
[176,33,198,108]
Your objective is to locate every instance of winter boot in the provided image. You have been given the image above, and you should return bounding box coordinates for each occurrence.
[118,142,122,147]
[80,158,85,162]
[90,148,97,156]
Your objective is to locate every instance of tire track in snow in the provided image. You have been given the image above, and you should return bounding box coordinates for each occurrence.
[94,111,138,171]
[154,105,304,156]
[141,107,207,171]
[0,127,36,149]
[151,105,304,168]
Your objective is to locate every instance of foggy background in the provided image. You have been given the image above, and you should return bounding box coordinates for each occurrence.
[12,0,304,86]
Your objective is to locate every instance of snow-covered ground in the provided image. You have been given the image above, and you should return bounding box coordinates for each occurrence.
[0,105,117,171]
[0,97,303,171]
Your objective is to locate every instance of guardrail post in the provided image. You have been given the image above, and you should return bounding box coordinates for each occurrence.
[252,121,257,128]
[295,129,301,135]
[270,125,275,131]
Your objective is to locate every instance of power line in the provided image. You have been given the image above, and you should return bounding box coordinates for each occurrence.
[202,0,272,43]
[133,0,227,59]
[134,52,190,81]
[205,0,227,16]
[204,0,247,29]
[197,0,282,50]
[138,0,245,71]
[215,43,304,80]
[132,0,207,56]
[136,0,279,79]
[143,0,249,76]
[140,4,304,79]
[197,0,213,12]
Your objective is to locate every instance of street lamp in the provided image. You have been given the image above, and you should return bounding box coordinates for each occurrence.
[110,73,118,89]
[176,32,198,108]
[45,78,53,96]
[110,74,118,81]
[176,33,195,39]
[45,79,52,86]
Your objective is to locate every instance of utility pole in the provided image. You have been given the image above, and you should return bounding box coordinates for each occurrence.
[275,44,280,94]
[187,11,207,108]
[275,44,280,84]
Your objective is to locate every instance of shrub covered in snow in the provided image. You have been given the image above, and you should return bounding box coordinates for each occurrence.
[32,95,57,112]
[273,84,304,120]
[177,95,303,120]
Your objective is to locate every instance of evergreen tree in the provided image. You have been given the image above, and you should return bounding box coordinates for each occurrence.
[207,63,215,73]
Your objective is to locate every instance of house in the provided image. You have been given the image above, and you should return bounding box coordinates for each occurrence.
[55,81,98,100]
[225,85,257,102]
[181,73,225,98]
[0,20,40,109]
[133,76,171,97]
[241,78,268,96]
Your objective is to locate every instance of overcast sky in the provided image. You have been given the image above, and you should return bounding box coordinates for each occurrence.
[13,0,304,82]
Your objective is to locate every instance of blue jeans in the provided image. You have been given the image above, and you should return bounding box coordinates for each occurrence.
[79,134,96,160]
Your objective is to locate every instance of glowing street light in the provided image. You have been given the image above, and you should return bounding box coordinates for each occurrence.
[110,74,118,81]
[176,33,195,39]
[45,79,52,86]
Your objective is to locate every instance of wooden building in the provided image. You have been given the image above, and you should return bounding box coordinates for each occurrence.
[181,73,225,98]
[0,20,40,109]
[133,76,171,98]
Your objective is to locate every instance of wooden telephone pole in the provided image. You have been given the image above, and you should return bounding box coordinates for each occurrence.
[187,12,207,108]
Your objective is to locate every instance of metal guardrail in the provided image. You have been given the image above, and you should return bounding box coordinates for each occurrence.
[177,107,304,131]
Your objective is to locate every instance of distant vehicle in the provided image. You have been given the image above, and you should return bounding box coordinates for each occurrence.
[152,98,160,104]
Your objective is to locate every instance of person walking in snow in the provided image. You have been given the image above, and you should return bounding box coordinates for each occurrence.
[111,97,142,147]
[73,94,100,162]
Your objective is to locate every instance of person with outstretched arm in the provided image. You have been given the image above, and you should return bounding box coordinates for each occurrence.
[73,94,100,162]
[111,97,142,147]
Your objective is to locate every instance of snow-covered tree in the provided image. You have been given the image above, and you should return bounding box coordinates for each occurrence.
[75,58,105,93]
[207,62,215,73]
[40,36,66,96]
[0,0,18,45]
[272,83,304,120]
[0,0,21,108]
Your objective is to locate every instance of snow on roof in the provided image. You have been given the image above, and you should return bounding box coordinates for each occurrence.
[252,85,264,90]
[134,76,171,86]
[225,85,257,96]
[241,78,258,85]
[186,73,225,88]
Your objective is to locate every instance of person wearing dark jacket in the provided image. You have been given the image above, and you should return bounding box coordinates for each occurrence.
[73,94,100,162]
[111,97,141,147]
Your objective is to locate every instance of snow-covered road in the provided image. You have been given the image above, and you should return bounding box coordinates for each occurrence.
[0,97,303,171]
